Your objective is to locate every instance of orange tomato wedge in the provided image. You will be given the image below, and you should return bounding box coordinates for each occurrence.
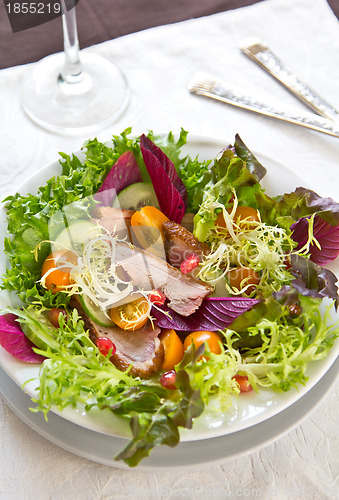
[159,328,184,371]
[226,267,260,295]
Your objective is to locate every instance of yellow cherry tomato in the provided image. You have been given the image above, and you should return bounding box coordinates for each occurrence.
[110,297,151,331]
[159,329,184,371]
[41,250,78,293]
[130,206,169,250]
[227,266,260,295]
[215,206,260,233]
[183,331,222,356]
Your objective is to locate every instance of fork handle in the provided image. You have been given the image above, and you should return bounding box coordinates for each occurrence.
[240,38,339,121]
[188,74,339,138]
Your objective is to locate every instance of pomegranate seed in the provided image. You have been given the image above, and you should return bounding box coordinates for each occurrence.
[148,289,166,305]
[97,337,116,357]
[160,370,177,390]
[180,254,200,274]
[233,374,253,393]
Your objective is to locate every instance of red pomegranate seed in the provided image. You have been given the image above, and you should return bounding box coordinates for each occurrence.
[160,370,177,390]
[233,374,253,392]
[180,254,200,274]
[97,337,116,357]
[148,289,166,305]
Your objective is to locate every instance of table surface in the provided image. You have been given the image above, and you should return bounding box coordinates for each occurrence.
[0,0,338,498]
[0,0,339,69]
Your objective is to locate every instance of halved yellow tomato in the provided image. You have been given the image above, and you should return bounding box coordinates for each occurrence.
[226,266,260,295]
[215,206,260,233]
[110,297,151,331]
[159,329,184,370]
[41,250,78,293]
[130,206,169,250]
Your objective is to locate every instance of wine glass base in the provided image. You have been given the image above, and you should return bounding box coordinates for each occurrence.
[21,52,129,136]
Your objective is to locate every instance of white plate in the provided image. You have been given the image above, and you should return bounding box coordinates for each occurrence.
[0,358,337,470]
[0,135,338,444]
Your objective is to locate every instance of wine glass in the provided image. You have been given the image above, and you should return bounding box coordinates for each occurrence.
[20,0,129,135]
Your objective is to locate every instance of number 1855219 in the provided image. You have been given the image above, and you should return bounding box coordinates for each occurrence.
[6,2,62,14]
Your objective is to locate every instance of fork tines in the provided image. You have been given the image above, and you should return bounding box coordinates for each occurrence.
[188,74,217,96]
[239,37,267,57]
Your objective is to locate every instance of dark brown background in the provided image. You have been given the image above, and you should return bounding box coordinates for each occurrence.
[1,0,338,70]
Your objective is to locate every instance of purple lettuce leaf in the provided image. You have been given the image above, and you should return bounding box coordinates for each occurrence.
[256,187,339,230]
[277,187,339,226]
[291,215,339,265]
[152,297,260,332]
[288,254,339,307]
[94,151,142,206]
[140,134,187,223]
[0,313,45,363]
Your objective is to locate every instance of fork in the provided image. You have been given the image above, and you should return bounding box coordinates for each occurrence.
[240,38,339,121]
[188,73,339,138]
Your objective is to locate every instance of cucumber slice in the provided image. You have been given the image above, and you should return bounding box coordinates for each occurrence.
[114,182,159,211]
[21,315,59,352]
[53,220,101,253]
[79,294,115,327]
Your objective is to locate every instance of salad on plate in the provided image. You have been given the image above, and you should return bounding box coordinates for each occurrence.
[0,129,338,467]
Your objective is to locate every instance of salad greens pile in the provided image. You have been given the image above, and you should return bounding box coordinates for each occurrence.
[0,128,339,467]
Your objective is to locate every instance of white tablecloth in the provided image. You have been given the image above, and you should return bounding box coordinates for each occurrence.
[0,0,338,497]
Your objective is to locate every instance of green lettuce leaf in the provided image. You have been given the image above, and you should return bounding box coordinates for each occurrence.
[236,295,339,391]
[1,129,193,308]
[233,133,267,181]
[112,348,204,467]
[9,306,204,468]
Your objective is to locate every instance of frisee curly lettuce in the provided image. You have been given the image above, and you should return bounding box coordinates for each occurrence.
[1,128,194,309]
[5,293,338,466]
[234,295,339,391]
[7,306,205,467]
[195,193,296,298]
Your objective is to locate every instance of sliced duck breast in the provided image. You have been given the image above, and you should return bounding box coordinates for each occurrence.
[162,220,210,268]
[94,206,134,238]
[114,242,212,316]
[71,296,163,378]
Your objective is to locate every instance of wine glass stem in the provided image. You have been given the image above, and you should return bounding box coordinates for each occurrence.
[60,1,83,84]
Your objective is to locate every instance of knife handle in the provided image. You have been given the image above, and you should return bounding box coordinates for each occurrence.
[240,38,339,121]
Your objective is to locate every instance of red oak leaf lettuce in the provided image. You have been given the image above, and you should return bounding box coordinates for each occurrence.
[286,254,339,307]
[291,215,339,265]
[140,134,187,223]
[152,297,260,332]
[94,151,142,206]
[0,313,45,363]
